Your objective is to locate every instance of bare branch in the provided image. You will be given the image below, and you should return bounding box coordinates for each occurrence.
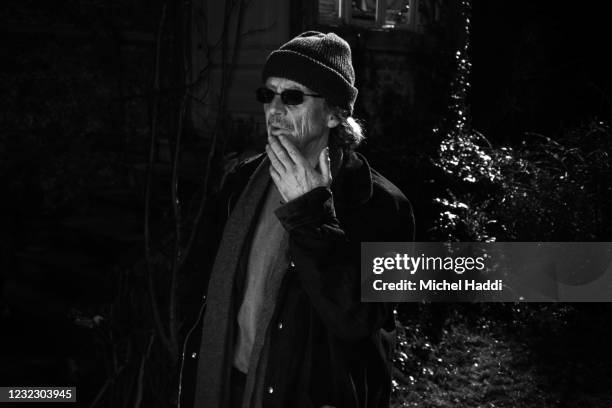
[169,94,188,356]
[144,2,173,356]
[132,333,155,408]
[179,0,248,268]
[87,365,126,408]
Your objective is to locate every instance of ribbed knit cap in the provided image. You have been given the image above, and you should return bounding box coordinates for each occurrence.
[262,31,358,114]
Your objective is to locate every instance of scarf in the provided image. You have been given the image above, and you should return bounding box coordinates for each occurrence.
[193,157,289,408]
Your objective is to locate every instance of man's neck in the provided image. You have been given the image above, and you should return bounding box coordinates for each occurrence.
[301,133,329,168]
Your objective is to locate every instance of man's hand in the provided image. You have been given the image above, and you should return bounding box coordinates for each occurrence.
[266,134,331,203]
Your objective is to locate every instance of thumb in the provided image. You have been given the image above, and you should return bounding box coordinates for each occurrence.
[318,147,331,184]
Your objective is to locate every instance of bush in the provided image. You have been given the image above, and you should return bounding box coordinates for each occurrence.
[432,119,611,241]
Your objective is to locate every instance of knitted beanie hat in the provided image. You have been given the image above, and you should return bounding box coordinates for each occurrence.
[262,31,358,114]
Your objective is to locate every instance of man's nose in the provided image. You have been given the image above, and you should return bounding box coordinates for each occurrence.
[267,94,286,114]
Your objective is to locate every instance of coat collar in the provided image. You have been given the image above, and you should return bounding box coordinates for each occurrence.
[330,148,373,209]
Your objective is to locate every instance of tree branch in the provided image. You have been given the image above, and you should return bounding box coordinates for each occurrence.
[144,2,173,357]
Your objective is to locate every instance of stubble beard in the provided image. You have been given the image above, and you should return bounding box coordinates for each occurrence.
[267,111,310,150]
[266,111,328,166]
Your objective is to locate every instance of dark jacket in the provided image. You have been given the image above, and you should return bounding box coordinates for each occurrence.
[178,150,415,408]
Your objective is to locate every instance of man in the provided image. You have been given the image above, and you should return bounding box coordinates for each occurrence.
[179,31,414,408]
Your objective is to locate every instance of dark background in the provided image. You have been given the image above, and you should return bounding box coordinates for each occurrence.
[1,0,611,407]
[471,2,612,141]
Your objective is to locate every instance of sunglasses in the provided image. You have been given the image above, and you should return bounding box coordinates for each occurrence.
[255,87,323,105]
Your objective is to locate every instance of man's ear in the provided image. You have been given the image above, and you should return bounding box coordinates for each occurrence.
[327,112,340,129]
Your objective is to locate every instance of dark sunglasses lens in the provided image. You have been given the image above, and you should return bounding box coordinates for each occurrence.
[256,87,275,103]
[281,90,305,105]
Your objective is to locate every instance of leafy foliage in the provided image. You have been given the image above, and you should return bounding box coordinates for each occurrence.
[392,304,612,408]
[432,120,611,241]
[390,0,612,406]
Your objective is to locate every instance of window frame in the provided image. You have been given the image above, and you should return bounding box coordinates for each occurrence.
[336,0,420,31]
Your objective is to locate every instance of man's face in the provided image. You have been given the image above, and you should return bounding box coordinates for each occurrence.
[263,77,333,152]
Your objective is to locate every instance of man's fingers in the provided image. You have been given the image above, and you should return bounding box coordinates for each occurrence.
[269,165,289,202]
[269,164,281,183]
[268,135,295,168]
[277,134,307,166]
[266,144,285,173]
[318,147,332,184]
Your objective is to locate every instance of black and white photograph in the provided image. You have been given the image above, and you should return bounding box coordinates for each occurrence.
[1,1,611,407]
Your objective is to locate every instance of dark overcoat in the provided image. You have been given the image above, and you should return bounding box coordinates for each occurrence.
[178,149,415,408]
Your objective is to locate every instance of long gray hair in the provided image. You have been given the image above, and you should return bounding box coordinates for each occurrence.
[327,106,366,150]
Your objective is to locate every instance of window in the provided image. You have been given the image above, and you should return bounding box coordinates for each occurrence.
[318,0,419,30]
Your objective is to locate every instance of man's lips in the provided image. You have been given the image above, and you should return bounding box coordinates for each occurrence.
[269,125,291,134]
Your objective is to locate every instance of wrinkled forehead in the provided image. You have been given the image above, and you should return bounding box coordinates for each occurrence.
[265,77,313,93]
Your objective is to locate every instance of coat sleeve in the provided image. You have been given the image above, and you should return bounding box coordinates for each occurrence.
[274,186,414,342]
